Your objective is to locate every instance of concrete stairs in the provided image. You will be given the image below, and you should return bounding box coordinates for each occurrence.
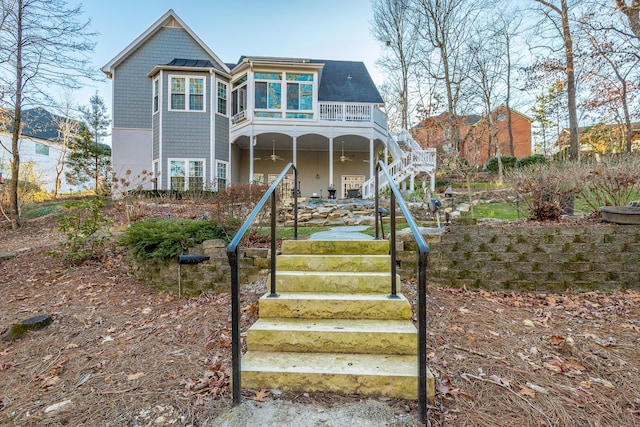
[241,239,434,401]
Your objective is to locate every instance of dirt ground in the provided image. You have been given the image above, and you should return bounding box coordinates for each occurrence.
[1,203,639,426]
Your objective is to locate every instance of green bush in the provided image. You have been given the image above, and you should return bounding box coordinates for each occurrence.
[55,198,112,262]
[516,154,547,169]
[119,218,234,260]
[485,156,517,172]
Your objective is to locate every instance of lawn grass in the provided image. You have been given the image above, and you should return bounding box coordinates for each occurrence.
[462,202,522,221]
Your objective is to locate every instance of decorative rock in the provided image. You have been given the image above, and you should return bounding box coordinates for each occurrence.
[0,253,16,261]
[202,239,226,250]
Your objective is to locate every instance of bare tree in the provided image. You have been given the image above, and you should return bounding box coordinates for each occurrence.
[534,0,581,161]
[51,92,80,197]
[372,0,421,130]
[615,0,640,39]
[0,0,95,229]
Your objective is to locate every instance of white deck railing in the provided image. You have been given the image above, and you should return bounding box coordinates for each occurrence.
[319,102,372,122]
[362,149,436,199]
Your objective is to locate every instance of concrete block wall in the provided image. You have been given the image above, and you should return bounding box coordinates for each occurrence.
[126,239,269,297]
[397,225,640,292]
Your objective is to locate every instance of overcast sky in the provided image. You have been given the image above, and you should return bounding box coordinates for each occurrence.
[76,0,384,131]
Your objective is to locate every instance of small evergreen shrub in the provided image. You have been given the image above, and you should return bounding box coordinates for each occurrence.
[485,156,517,172]
[55,198,112,262]
[119,218,234,260]
[516,154,547,169]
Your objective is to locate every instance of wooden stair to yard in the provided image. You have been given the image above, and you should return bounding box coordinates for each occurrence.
[241,239,435,400]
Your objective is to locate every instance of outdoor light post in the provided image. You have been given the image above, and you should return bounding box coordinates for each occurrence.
[444,186,455,210]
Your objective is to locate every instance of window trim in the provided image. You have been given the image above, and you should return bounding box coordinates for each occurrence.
[168,74,207,112]
[217,81,228,116]
[253,71,315,119]
[153,76,159,114]
[215,160,228,192]
[168,158,206,191]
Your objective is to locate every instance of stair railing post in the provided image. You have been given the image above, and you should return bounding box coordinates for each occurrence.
[418,250,428,423]
[375,163,380,240]
[228,247,242,406]
[268,190,278,298]
[294,168,298,240]
[389,190,399,299]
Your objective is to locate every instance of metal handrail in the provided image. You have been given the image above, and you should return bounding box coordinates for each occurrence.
[374,160,429,424]
[226,163,298,406]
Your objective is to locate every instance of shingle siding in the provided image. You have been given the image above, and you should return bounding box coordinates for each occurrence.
[113,27,214,129]
[215,114,229,161]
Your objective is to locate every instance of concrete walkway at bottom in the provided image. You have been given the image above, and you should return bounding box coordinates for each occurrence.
[210,399,419,426]
[309,225,374,241]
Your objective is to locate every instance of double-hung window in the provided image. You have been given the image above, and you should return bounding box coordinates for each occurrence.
[153,77,159,113]
[170,76,205,111]
[216,161,228,191]
[170,159,204,191]
[217,81,228,115]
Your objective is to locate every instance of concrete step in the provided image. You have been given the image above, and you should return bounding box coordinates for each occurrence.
[281,239,389,255]
[277,254,390,272]
[241,351,434,400]
[270,271,401,294]
[258,292,413,320]
[246,318,417,355]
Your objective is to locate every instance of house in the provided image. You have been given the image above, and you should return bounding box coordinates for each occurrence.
[102,10,385,198]
[0,108,83,193]
[412,106,532,167]
[555,122,640,159]
[102,10,435,199]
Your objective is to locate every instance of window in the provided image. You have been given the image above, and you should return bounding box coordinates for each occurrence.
[153,77,159,113]
[254,72,282,117]
[253,72,314,119]
[231,75,247,123]
[170,76,205,111]
[170,159,205,191]
[217,81,228,115]
[286,73,313,116]
[216,161,228,190]
[35,143,49,156]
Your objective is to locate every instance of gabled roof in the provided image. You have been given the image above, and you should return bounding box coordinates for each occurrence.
[5,108,80,142]
[101,9,230,77]
[230,57,383,104]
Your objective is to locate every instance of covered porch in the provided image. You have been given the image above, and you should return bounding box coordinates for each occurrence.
[230,132,387,199]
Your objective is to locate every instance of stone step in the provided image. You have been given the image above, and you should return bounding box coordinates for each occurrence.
[270,271,401,294]
[246,318,417,355]
[276,254,390,272]
[281,239,389,255]
[241,351,434,400]
[258,292,413,320]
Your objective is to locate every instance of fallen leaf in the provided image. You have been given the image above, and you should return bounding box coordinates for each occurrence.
[488,330,500,337]
[550,335,565,345]
[525,382,549,395]
[459,307,471,314]
[254,388,270,402]
[479,290,491,297]
[40,375,60,390]
[590,377,615,389]
[565,359,586,372]
[489,375,511,387]
[519,386,536,398]
[101,336,114,344]
[580,380,592,388]
[546,296,557,306]
[127,372,145,381]
[523,319,535,327]
[543,361,563,374]
[620,323,640,332]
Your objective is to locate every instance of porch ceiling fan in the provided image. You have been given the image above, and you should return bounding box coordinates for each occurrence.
[264,139,284,162]
[339,141,353,162]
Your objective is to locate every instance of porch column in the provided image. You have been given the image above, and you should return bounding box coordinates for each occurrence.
[249,135,255,184]
[329,137,334,187]
[410,174,415,192]
[369,138,374,178]
[384,147,389,166]
[292,136,297,167]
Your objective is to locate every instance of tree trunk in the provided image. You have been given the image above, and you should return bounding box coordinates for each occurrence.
[561,0,580,161]
[9,0,23,230]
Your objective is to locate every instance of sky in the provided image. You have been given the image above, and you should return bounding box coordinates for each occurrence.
[76,0,385,136]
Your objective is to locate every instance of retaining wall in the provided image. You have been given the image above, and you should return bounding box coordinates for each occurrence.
[397,224,640,292]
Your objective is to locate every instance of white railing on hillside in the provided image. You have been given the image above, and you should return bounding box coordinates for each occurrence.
[362,149,436,199]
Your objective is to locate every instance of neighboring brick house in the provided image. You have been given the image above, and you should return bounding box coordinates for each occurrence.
[412,106,532,167]
[102,10,393,199]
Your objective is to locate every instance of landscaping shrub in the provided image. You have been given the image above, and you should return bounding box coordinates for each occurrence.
[485,156,517,172]
[119,218,233,261]
[515,154,547,169]
[55,198,112,262]
[576,155,640,212]
[508,163,580,221]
